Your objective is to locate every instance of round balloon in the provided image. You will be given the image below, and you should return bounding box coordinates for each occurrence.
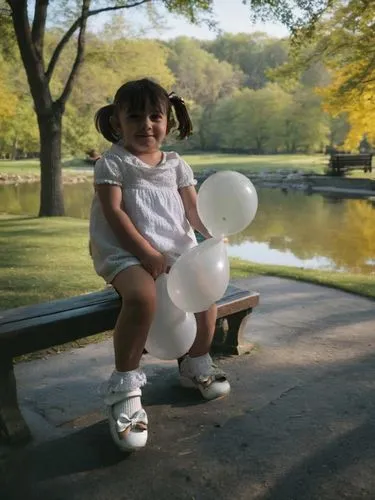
[167,238,230,313]
[145,274,197,360]
[197,171,258,238]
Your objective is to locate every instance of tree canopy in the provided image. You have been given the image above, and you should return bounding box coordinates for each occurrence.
[1,27,335,157]
[268,0,375,149]
[313,0,375,148]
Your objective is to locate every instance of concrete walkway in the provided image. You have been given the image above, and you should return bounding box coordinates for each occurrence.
[1,276,375,500]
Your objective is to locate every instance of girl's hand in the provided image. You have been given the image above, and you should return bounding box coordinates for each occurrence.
[140,248,168,279]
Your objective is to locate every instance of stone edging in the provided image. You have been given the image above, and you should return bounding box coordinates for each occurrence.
[196,169,375,196]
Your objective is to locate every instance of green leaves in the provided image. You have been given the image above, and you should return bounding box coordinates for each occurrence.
[245,0,332,32]
[203,84,329,154]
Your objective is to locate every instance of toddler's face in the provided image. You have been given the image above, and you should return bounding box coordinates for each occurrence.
[117,105,168,155]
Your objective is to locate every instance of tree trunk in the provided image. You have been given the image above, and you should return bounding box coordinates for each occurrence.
[255,137,263,154]
[199,105,214,151]
[11,138,18,160]
[198,125,206,151]
[37,110,65,216]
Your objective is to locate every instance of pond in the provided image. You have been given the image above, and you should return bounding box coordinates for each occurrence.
[1,181,374,274]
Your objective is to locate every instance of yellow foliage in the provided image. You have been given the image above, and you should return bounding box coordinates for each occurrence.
[319,62,375,150]
[309,0,375,149]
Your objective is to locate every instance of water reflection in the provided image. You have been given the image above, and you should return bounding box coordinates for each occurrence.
[0,181,94,218]
[228,241,337,271]
[0,182,374,273]
[227,188,375,273]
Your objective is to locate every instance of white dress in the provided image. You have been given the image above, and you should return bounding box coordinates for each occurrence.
[89,143,198,283]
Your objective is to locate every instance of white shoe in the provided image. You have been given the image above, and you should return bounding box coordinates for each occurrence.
[179,354,231,400]
[107,389,148,452]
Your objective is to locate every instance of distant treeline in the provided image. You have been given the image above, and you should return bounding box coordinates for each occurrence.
[0,31,350,159]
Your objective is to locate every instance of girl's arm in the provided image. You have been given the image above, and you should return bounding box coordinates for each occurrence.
[179,185,211,239]
[96,184,167,277]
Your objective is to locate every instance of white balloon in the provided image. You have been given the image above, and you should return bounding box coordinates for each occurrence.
[145,274,196,360]
[167,238,230,313]
[197,171,258,238]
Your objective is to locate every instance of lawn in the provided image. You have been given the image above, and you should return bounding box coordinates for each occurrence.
[186,153,327,173]
[187,153,375,179]
[1,215,374,312]
[231,259,375,300]
[0,154,327,176]
[2,154,374,179]
[0,157,91,175]
[0,215,103,309]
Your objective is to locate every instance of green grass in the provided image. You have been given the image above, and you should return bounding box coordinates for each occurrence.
[231,259,375,300]
[0,158,91,175]
[0,215,103,309]
[0,159,41,174]
[184,153,327,173]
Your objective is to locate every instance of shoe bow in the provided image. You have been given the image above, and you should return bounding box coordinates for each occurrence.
[116,409,148,433]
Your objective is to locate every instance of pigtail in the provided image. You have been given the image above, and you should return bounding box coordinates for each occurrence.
[169,93,193,139]
[94,104,119,143]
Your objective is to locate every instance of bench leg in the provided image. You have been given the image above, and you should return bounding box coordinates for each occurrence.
[0,354,31,444]
[212,309,254,355]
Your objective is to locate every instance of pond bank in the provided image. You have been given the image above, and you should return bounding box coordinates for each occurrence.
[0,172,91,185]
[1,168,375,197]
[196,169,375,197]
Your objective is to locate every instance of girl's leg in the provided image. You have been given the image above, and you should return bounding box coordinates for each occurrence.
[179,304,230,400]
[189,304,217,357]
[112,265,156,371]
[106,265,156,452]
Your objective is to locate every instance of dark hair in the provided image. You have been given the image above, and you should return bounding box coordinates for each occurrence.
[95,78,193,143]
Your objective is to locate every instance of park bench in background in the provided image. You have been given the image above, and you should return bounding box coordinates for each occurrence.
[0,284,259,444]
[329,153,373,175]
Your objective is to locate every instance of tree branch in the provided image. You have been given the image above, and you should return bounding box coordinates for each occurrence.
[7,0,52,112]
[46,0,151,82]
[56,0,90,109]
[32,0,49,57]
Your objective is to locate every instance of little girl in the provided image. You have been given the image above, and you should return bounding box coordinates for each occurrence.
[90,78,230,452]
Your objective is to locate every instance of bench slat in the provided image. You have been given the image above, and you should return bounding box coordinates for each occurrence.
[0,287,119,325]
[0,285,259,357]
[0,284,252,327]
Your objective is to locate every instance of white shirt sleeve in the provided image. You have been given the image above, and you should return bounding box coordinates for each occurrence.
[94,154,123,186]
[176,157,197,189]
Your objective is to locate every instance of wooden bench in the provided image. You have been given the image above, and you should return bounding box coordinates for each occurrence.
[0,284,259,444]
[329,153,373,175]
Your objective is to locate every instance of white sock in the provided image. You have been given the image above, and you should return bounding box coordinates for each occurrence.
[105,368,146,408]
[113,391,142,419]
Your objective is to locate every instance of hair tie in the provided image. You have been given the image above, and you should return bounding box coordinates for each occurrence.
[169,92,185,104]
[168,91,192,139]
